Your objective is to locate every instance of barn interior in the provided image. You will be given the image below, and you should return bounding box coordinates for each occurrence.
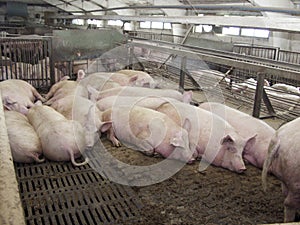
[1,0,300,224]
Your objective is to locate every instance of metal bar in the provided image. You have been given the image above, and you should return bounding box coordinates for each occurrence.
[48,38,55,86]
[179,56,187,91]
[134,37,300,72]
[274,47,280,61]
[127,46,134,70]
[185,71,201,89]
[129,46,145,71]
[66,4,300,16]
[181,25,194,45]
[131,40,300,82]
[158,54,174,69]
[252,73,265,118]
[218,67,233,84]
[261,88,276,117]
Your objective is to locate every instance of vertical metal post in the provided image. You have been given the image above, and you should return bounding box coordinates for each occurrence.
[48,37,55,86]
[179,56,187,91]
[127,45,134,69]
[68,61,73,78]
[274,47,280,61]
[252,72,265,118]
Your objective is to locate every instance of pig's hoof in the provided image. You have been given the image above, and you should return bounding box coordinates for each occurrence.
[143,151,155,156]
[113,141,121,147]
[152,152,160,157]
[187,158,196,164]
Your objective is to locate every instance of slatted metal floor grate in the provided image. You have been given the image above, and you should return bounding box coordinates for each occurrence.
[14,145,143,225]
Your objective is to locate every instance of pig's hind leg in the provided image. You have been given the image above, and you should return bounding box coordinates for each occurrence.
[107,128,121,147]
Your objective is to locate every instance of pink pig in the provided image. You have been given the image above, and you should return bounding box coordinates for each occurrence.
[199,102,275,169]
[262,117,300,222]
[117,69,156,88]
[0,79,45,114]
[101,105,194,163]
[155,101,256,173]
[27,102,88,166]
[50,95,110,147]
[5,110,44,163]
[95,95,175,111]
[45,70,87,105]
[88,86,193,104]
[79,73,121,92]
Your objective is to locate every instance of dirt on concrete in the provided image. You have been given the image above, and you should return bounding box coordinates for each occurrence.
[104,137,284,225]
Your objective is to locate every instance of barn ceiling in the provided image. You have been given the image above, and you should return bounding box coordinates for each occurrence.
[0,0,254,15]
[44,0,254,15]
[1,0,298,17]
[2,0,300,32]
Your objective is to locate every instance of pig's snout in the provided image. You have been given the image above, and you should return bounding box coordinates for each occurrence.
[236,166,247,173]
[187,157,196,164]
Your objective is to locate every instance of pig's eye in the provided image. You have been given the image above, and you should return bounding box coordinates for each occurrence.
[227,147,236,153]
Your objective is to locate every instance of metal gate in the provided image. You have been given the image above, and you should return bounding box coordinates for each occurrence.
[0,37,55,91]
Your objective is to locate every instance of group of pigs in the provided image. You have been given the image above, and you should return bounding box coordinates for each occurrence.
[1,69,299,222]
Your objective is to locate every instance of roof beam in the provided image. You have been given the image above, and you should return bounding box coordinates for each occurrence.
[42,0,86,12]
[46,14,300,33]
[66,4,300,16]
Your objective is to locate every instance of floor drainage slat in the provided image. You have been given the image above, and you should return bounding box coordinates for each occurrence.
[14,154,143,225]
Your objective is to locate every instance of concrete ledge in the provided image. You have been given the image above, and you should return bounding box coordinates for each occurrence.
[261,223,300,225]
[0,92,26,225]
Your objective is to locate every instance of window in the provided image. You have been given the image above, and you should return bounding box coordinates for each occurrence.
[222,26,240,36]
[241,28,269,38]
[195,24,213,33]
[203,25,212,32]
[107,20,123,26]
[241,28,255,36]
[140,21,172,30]
[87,19,103,27]
[195,25,203,33]
[124,22,133,31]
[151,21,164,29]
[164,23,172,29]
[140,21,151,29]
[72,19,84,26]
[253,29,269,38]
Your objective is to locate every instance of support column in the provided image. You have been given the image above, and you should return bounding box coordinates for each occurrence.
[252,73,265,118]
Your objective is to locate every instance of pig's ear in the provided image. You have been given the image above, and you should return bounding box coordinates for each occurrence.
[150,81,157,88]
[243,134,257,153]
[60,75,70,81]
[183,91,193,103]
[86,85,99,102]
[170,131,185,147]
[3,96,17,110]
[84,105,98,132]
[220,134,235,145]
[35,100,43,106]
[77,69,85,81]
[182,118,191,132]
[99,121,112,133]
[129,75,138,84]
